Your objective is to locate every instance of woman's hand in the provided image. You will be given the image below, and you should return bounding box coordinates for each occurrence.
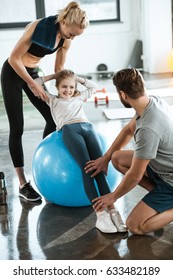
[28,80,49,102]
[84,156,109,177]
[92,193,116,212]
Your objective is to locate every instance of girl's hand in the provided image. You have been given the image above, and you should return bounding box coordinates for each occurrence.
[76,76,86,85]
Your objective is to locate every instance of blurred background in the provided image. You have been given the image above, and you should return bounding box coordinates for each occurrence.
[0,0,172,76]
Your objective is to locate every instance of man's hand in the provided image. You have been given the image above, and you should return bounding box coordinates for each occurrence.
[84,156,109,177]
[92,193,116,211]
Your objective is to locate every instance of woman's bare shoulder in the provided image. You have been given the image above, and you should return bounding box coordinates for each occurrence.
[24,19,41,35]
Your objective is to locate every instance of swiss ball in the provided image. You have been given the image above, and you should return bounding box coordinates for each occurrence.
[32,130,119,207]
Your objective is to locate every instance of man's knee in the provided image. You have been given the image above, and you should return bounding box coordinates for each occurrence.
[126,216,146,235]
[111,150,122,170]
[111,150,133,174]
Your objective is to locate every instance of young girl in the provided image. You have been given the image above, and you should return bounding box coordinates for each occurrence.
[36,69,127,233]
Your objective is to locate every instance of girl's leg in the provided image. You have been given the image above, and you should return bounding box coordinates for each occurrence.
[83,124,127,232]
[63,123,114,200]
[62,124,124,233]
[62,124,99,201]
[81,123,111,196]
[62,124,117,233]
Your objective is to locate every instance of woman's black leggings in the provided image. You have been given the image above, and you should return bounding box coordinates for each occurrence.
[1,59,56,167]
[62,123,111,202]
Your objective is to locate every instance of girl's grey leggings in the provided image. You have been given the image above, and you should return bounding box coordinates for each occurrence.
[62,122,111,203]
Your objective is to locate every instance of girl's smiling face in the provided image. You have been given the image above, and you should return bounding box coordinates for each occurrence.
[57,77,76,99]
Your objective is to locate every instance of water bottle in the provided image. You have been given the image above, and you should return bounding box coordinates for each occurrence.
[0,172,7,205]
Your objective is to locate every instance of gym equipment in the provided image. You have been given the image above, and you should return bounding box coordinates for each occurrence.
[32,131,119,207]
[89,63,114,80]
[94,88,109,105]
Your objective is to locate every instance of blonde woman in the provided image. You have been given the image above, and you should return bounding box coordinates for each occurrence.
[1,2,89,202]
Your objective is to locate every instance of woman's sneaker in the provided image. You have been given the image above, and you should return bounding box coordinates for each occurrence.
[96,210,117,233]
[110,211,128,232]
[19,182,42,202]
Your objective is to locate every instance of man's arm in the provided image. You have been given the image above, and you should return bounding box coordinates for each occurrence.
[92,156,150,211]
[85,116,136,176]
[103,116,136,161]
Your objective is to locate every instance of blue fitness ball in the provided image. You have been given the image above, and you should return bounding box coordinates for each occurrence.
[32,130,120,207]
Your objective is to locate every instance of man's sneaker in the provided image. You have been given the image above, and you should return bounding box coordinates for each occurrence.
[110,211,128,232]
[19,182,42,202]
[96,210,117,233]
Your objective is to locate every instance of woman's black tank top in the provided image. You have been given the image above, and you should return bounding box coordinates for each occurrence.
[27,38,64,57]
[27,15,64,58]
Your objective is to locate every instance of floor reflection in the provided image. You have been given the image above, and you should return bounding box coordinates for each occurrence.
[0,204,9,236]
[16,198,42,260]
[37,203,128,260]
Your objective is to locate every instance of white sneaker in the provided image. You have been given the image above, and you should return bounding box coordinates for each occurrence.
[96,211,117,233]
[110,211,128,232]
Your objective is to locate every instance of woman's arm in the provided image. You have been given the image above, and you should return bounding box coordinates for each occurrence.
[8,20,48,101]
[34,76,54,104]
[9,20,39,82]
[54,39,72,72]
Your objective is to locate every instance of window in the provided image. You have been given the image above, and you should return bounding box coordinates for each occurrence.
[0,0,120,29]
[44,0,120,23]
[0,0,36,28]
[44,0,69,16]
[79,0,120,23]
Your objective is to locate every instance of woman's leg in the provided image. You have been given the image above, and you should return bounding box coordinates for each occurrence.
[23,71,56,138]
[1,61,48,200]
[1,60,25,172]
[1,62,55,168]
[1,62,41,200]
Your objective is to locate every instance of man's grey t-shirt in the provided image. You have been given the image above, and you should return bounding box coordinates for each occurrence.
[134,95,173,187]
